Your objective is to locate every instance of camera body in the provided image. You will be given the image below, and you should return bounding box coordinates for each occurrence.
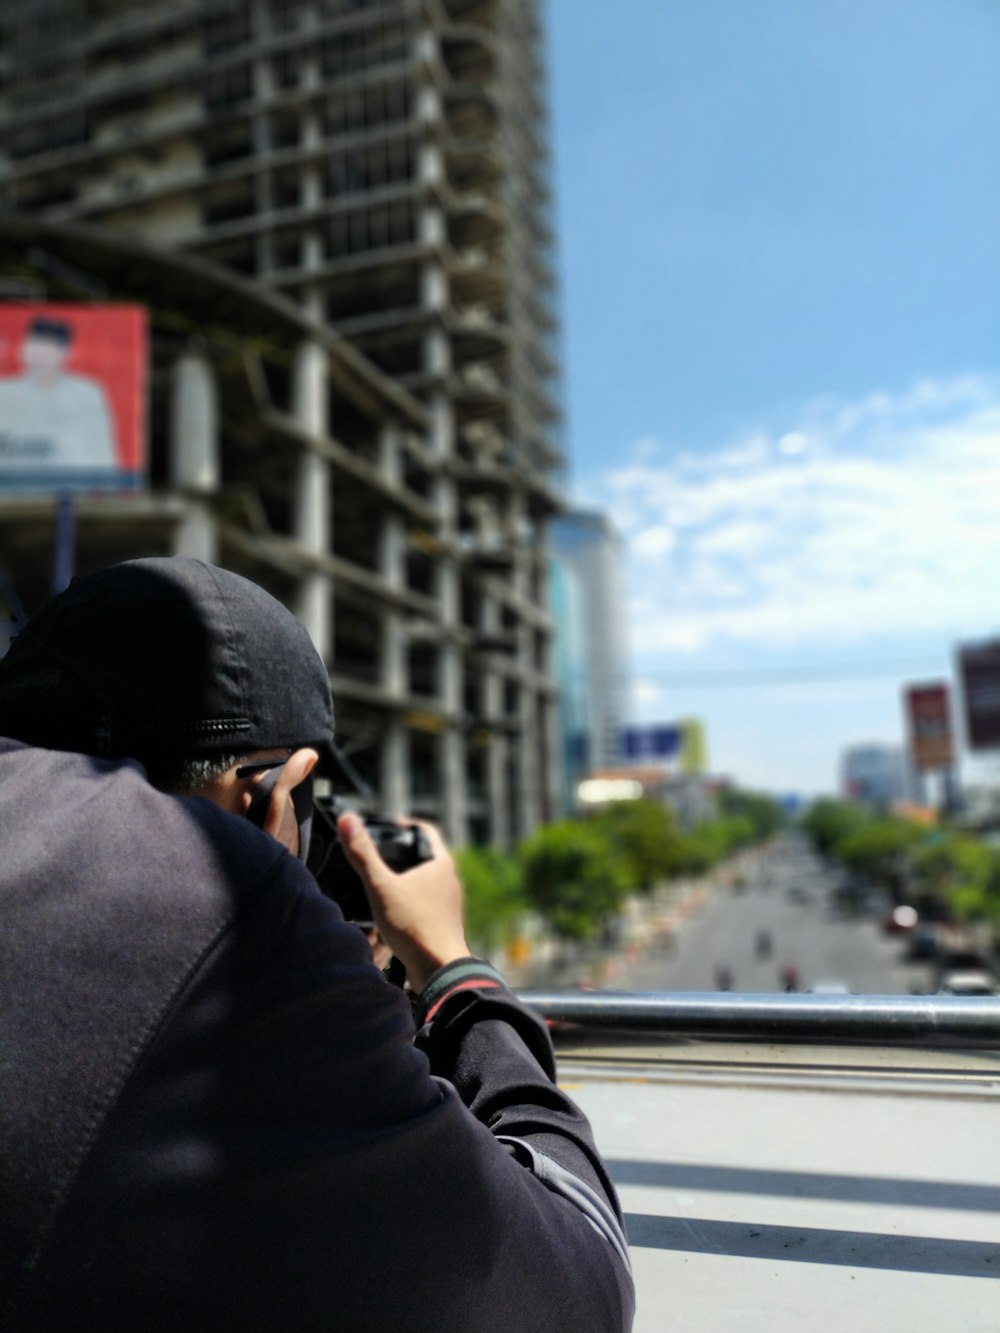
[308,793,433,924]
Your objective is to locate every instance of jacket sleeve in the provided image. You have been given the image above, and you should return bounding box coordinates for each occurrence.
[414,958,633,1278]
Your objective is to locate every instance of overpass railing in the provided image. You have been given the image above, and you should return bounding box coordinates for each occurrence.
[516,991,1000,1049]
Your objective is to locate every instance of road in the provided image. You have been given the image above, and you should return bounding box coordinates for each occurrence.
[612,835,935,996]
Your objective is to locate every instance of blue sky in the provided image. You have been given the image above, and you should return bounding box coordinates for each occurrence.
[548,0,1000,796]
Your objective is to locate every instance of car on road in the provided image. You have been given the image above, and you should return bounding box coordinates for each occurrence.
[934,949,999,997]
[937,970,999,997]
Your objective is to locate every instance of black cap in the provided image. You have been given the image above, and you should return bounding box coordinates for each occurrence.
[0,558,335,773]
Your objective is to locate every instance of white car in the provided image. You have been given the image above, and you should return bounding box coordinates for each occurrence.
[937,970,999,997]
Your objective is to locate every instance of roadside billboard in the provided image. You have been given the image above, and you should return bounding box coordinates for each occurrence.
[957,640,1000,751]
[621,724,681,762]
[903,682,954,771]
[678,717,707,775]
[0,303,147,494]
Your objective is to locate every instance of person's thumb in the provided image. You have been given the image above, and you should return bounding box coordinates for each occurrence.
[337,811,388,892]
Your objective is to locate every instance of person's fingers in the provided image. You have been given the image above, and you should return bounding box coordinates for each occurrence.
[409,818,446,860]
[336,811,392,894]
[262,748,318,845]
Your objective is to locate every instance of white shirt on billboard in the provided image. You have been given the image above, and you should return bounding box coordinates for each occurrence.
[0,373,117,472]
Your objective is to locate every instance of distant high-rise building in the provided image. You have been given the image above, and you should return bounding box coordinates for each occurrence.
[841,743,923,808]
[548,549,588,813]
[0,0,563,845]
[549,511,630,786]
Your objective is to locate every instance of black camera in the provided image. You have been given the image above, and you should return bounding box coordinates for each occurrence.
[308,793,433,925]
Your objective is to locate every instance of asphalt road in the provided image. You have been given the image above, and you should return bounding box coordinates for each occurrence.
[615,836,935,996]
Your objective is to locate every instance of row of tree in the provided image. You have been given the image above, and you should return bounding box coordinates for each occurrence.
[457,789,783,950]
[802,798,1000,927]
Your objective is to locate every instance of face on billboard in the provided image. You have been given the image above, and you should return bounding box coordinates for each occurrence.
[22,333,71,378]
[0,303,147,494]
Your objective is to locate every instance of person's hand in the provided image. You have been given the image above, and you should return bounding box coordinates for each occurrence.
[363,927,393,972]
[256,748,318,855]
[336,813,471,994]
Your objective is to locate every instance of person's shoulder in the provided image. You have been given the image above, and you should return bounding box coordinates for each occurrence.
[2,743,294,911]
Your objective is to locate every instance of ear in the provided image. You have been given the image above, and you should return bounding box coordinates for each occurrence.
[260,748,319,850]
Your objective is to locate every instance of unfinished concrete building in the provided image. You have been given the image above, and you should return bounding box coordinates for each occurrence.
[0,0,564,845]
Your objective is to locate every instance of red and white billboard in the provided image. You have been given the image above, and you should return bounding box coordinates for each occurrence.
[958,640,1000,751]
[0,303,147,494]
[903,682,954,772]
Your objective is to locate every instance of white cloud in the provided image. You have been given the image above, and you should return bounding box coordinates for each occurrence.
[777,431,809,455]
[633,524,677,557]
[631,678,665,710]
[576,374,1000,656]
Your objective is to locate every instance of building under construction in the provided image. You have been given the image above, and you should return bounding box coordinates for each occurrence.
[0,0,564,845]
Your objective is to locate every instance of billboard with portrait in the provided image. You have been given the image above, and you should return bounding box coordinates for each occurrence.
[903,682,954,772]
[0,303,147,494]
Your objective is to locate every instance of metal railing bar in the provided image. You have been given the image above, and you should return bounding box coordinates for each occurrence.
[515,990,1000,1049]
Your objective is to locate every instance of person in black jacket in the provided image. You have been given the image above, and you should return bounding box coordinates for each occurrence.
[0,557,634,1332]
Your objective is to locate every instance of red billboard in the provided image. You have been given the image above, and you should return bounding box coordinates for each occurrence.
[958,640,1000,751]
[904,682,954,772]
[0,303,147,494]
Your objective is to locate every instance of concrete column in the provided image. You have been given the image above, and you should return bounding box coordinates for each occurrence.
[379,507,406,697]
[438,554,465,844]
[441,723,466,846]
[378,423,403,487]
[301,54,321,93]
[377,423,406,694]
[380,716,411,819]
[418,142,443,188]
[302,231,323,273]
[540,693,561,827]
[423,326,450,375]
[292,339,331,658]
[302,167,322,210]
[487,732,510,850]
[420,203,446,249]
[301,112,323,279]
[421,265,448,313]
[480,597,510,847]
[428,392,465,842]
[169,352,218,563]
[517,688,540,837]
[301,289,323,324]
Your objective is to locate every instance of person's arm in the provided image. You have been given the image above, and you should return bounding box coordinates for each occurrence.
[414,957,632,1272]
[338,814,634,1328]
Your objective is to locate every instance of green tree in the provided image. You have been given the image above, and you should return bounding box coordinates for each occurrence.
[519,820,632,941]
[912,833,1000,924]
[673,821,731,874]
[594,798,682,892]
[717,789,784,841]
[837,817,922,896]
[802,798,868,857]
[455,846,526,953]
